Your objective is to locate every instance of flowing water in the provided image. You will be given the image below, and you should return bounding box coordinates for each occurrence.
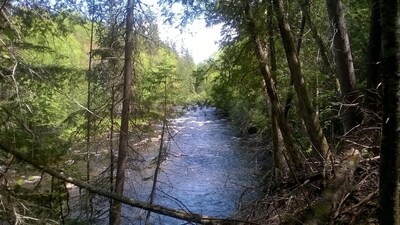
[96,107,264,224]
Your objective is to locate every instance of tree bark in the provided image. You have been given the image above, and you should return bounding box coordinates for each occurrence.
[326,0,362,131]
[267,1,286,178]
[110,0,134,224]
[379,0,400,224]
[272,0,330,158]
[242,0,303,173]
[283,14,306,119]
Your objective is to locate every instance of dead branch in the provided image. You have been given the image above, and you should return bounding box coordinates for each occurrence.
[341,190,378,215]
[304,148,361,225]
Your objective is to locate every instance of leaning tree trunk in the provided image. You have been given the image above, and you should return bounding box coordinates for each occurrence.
[109,0,134,224]
[242,0,303,173]
[272,0,330,158]
[379,0,400,224]
[267,1,286,178]
[297,0,335,77]
[326,0,362,131]
[283,14,306,119]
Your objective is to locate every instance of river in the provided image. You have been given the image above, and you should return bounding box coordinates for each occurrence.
[90,107,264,224]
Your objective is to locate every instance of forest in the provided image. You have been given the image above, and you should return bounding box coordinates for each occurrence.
[0,0,399,225]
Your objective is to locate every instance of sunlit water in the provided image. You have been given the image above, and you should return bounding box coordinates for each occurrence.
[112,107,263,224]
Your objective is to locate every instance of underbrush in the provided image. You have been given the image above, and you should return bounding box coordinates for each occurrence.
[236,122,381,225]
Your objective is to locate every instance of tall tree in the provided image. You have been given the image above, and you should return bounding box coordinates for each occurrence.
[109,0,135,224]
[84,0,96,218]
[379,0,400,224]
[241,0,303,172]
[267,2,285,177]
[326,0,361,131]
[273,0,330,157]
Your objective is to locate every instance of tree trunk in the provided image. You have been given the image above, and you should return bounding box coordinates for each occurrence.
[85,1,95,218]
[283,14,306,119]
[109,0,134,224]
[267,3,286,177]
[242,0,303,173]
[272,0,330,158]
[107,0,118,213]
[364,0,382,116]
[379,0,400,224]
[145,72,168,223]
[298,1,334,76]
[326,0,361,131]
[109,85,115,211]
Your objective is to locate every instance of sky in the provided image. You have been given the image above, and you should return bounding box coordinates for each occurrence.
[143,1,223,64]
[158,20,223,64]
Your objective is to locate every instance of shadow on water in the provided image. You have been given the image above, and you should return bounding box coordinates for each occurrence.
[78,107,267,225]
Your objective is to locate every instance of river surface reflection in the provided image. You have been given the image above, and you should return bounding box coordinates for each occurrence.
[121,107,261,224]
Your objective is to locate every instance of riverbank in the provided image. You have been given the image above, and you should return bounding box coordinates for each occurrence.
[234,148,379,224]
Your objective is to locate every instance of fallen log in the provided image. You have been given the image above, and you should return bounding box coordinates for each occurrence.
[0,144,259,225]
[304,148,361,225]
